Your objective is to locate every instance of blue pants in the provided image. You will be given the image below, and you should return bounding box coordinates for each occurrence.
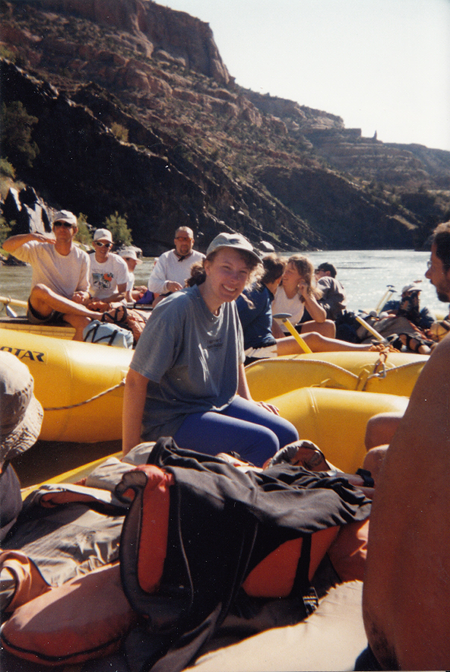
[173,396,298,467]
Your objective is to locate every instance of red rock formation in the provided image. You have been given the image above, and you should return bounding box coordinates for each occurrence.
[31,0,230,83]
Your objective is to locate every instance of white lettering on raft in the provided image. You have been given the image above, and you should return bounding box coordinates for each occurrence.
[0,346,46,363]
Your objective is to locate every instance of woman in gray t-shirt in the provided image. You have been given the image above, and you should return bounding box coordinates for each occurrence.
[122,233,298,466]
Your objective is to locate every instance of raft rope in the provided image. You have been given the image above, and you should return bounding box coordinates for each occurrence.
[356,347,390,390]
[43,379,126,412]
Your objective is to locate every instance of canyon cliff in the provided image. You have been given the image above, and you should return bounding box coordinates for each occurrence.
[1,0,449,252]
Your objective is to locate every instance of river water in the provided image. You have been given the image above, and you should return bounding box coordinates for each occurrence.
[1,249,447,317]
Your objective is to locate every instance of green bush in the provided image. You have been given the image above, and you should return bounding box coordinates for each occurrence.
[0,45,16,62]
[111,122,129,143]
[74,213,93,247]
[0,157,16,179]
[102,211,133,247]
[0,101,39,168]
[0,216,11,248]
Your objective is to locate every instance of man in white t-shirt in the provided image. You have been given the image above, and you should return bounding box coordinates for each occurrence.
[3,210,103,340]
[147,226,205,298]
[88,229,128,303]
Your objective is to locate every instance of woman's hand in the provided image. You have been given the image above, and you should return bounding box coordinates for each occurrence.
[297,281,308,299]
[256,400,280,415]
[302,289,327,323]
[237,365,279,414]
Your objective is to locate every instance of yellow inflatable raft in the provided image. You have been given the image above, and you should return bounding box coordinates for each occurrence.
[20,389,407,485]
[20,452,122,499]
[0,328,132,443]
[270,386,409,473]
[246,351,428,401]
[1,327,417,473]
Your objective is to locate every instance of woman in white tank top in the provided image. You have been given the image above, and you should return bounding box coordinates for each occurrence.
[272,255,335,338]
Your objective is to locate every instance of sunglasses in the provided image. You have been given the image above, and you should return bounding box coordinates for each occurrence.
[94,241,112,248]
[53,221,73,228]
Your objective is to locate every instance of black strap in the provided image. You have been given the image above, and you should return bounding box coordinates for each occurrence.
[84,322,118,346]
[291,534,319,616]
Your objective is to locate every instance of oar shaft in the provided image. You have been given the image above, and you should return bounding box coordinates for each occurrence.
[0,295,28,309]
[282,319,313,353]
[356,315,384,342]
[375,290,390,314]
[375,287,396,315]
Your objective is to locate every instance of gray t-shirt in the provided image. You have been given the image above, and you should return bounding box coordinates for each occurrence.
[130,284,245,441]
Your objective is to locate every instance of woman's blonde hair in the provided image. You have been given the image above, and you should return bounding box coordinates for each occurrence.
[186,248,263,288]
[287,254,322,302]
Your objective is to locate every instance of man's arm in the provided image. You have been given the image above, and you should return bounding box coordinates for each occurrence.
[318,278,346,320]
[72,253,91,302]
[97,282,128,304]
[3,232,54,253]
[147,256,170,294]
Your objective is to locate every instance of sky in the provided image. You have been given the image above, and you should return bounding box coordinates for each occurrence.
[161,0,450,152]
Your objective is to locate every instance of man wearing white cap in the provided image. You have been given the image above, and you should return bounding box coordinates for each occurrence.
[87,229,128,304]
[118,247,147,302]
[3,211,104,339]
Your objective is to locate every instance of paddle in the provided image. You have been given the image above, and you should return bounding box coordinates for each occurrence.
[0,295,28,309]
[355,315,385,342]
[375,285,396,315]
[273,313,313,353]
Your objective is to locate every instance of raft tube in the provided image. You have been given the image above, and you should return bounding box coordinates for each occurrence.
[271,386,409,473]
[246,351,428,401]
[0,328,132,443]
[19,386,409,482]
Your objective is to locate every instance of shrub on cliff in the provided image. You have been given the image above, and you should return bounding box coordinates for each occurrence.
[74,213,93,247]
[103,211,133,247]
[0,216,11,248]
[1,101,40,169]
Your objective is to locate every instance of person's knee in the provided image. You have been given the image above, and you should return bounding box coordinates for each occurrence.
[277,421,299,449]
[239,425,281,467]
[364,412,402,451]
[301,332,321,350]
[30,283,51,302]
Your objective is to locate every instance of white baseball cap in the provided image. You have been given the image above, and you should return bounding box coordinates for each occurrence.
[93,228,113,243]
[118,247,142,263]
[52,210,77,227]
[401,282,422,294]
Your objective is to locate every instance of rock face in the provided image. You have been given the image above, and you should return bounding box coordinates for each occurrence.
[2,186,52,235]
[1,0,449,252]
[10,0,231,83]
[1,60,322,253]
[256,166,416,249]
